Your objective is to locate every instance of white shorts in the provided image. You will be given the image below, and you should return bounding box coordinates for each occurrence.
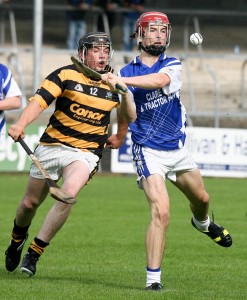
[132,143,197,189]
[30,144,100,180]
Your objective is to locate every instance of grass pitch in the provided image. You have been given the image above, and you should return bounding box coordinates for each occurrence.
[0,174,246,299]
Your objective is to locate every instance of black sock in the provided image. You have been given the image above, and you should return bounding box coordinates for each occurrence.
[28,237,49,257]
[11,219,30,243]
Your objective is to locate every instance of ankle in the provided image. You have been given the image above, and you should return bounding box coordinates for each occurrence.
[192,216,210,231]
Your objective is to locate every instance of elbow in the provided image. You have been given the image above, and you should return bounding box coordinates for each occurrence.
[125,114,136,124]
[156,74,170,89]
[16,101,21,109]
[156,79,167,89]
[128,118,136,124]
[14,97,21,109]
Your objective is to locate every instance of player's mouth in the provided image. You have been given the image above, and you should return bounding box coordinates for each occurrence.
[96,61,107,70]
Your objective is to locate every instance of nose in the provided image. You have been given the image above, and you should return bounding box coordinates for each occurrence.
[98,50,107,59]
[99,50,105,57]
[157,29,163,38]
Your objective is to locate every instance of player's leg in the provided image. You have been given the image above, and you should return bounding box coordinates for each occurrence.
[37,160,90,242]
[132,144,169,290]
[174,169,232,247]
[142,173,170,290]
[20,160,90,276]
[175,168,209,220]
[5,177,48,272]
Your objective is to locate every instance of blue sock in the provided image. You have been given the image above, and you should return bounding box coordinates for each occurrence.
[147,266,161,272]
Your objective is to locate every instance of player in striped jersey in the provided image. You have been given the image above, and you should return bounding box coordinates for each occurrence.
[5,32,130,276]
[103,12,232,291]
[0,63,21,143]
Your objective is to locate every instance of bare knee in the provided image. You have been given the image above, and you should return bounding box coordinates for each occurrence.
[20,196,40,211]
[198,190,210,204]
[152,204,170,230]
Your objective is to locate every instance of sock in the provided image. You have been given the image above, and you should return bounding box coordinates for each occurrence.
[192,215,210,231]
[146,267,161,287]
[11,219,30,244]
[28,237,49,257]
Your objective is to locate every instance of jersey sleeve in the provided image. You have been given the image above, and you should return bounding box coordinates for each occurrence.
[5,77,22,98]
[0,64,22,98]
[159,64,182,95]
[28,66,65,110]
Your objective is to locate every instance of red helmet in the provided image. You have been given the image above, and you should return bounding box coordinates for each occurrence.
[134,11,172,55]
[136,12,171,34]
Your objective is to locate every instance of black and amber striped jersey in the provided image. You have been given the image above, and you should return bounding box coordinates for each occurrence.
[30,64,120,157]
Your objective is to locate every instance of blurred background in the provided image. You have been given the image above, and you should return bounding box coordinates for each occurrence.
[1,0,247,174]
[2,0,247,49]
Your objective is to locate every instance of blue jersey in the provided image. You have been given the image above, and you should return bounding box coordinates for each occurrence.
[0,64,21,140]
[119,53,186,150]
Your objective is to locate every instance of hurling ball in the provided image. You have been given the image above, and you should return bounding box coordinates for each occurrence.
[190,33,203,46]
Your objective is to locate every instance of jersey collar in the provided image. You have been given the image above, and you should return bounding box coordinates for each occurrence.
[133,53,167,65]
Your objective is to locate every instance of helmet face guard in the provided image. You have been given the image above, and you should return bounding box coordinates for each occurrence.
[78,32,113,73]
[134,12,172,56]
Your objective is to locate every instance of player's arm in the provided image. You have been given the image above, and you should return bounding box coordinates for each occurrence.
[107,111,129,149]
[103,71,171,90]
[8,100,43,141]
[118,90,136,124]
[102,72,137,123]
[121,72,171,90]
[0,96,21,110]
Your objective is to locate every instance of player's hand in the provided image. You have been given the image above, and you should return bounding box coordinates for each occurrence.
[8,124,25,141]
[107,134,126,149]
[114,82,128,94]
[102,73,128,94]
[101,72,111,82]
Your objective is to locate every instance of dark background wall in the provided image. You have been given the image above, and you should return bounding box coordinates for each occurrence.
[1,0,247,50]
[7,0,247,9]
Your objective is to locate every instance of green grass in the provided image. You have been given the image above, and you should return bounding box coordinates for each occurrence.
[0,174,246,299]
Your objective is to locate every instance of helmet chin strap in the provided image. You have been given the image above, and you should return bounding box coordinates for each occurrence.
[140,44,166,56]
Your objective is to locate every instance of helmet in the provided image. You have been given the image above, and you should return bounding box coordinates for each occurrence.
[78,32,113,73]
[134,12,172,56]
[78,32,112,52]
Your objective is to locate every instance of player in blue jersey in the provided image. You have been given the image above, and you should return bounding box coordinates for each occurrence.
[0,63,21,143]
[102,11,232,291]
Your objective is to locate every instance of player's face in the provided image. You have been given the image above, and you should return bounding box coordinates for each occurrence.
[142,24,167,47]
[85,44,110,72]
